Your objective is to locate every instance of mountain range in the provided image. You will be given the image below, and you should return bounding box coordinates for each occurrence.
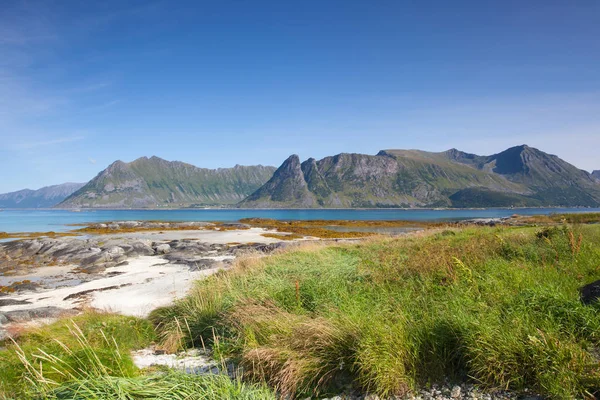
[240,145,600,208]
[58,156,276,208]
[0,183,85,208]
[1,145,599,209]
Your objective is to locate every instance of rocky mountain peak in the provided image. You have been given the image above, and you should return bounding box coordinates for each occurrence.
[242,145,600,209]
[105,160,128,172]
[280,154,302,170]
[239,154,316,207]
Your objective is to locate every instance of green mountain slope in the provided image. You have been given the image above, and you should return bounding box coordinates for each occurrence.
[445,145,600,207]
[58,156,276,208]
[240,145,600,208]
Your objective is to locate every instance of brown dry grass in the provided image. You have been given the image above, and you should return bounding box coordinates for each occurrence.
[233,301,358,397]
[73,221,249,235]
[240,218,442,229]
[261,233,307,240]
[0,231,79,240]
[514,212,600,225]
[241,218,448,240]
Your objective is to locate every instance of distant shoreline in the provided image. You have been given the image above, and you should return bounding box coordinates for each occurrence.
[3,206,599,211]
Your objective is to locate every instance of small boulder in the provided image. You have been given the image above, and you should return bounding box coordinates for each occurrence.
[155,244,171,254]
[451,385,462,398]
[107,246,125,256]
[580,279,600,305]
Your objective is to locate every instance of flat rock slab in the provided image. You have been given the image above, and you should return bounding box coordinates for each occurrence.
[1,306,77,323]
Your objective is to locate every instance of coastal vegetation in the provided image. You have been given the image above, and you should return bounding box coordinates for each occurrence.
[519,212,600,225]
[0,231,79,240]
[0,312,155,397]
[151,222,600,398]
[0,312,274,399]
[3,215,600,398]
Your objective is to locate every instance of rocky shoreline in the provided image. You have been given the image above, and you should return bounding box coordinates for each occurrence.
[0,223,294,340]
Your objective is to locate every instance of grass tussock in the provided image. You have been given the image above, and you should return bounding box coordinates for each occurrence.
[0,311,155,398]
[41,372,275,400]
[0,311,275,400]
[151,224,600,399]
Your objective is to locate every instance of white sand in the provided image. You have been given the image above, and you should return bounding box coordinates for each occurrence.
[0,256,223,317]
[0,228,285,318]
[102,227,281,243]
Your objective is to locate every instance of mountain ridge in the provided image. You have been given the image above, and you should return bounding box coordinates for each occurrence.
[58,156,276,208]
[240,145,600,208]
[0,183,85,208]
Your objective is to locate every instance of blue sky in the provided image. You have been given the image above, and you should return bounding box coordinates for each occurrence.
[1,0,599,192]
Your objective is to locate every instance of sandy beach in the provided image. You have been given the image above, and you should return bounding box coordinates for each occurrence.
[0,227,288,336]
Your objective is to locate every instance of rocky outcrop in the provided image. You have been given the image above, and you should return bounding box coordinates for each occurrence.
[58,156,276,208]
[593,170,600,182]
[0,225,287,279]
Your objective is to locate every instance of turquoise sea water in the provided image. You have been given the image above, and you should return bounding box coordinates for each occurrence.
[1,208,599,233]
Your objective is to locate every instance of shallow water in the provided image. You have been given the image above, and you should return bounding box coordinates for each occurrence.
[0,208,599,233]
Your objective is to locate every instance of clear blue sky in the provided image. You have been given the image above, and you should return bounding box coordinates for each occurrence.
[1,0,599,192]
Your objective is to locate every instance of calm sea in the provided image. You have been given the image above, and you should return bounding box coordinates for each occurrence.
[1,208,599,233]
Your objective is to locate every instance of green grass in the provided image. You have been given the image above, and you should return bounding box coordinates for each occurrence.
[0,312,156,399]
[41,372,275,400]
[521,212,600,225]
[150,225,600,399]
[0,311,275,399]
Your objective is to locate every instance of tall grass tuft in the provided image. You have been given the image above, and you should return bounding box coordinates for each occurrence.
[0,312,276,400]
[44,372,276,400]
[0,311,154,398]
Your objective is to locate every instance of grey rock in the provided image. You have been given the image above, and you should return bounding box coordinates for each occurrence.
[3,307,77,322]
[107,246,125,255]
[155,244,171,254]
[0,299,31,307]
[451,385,461,398]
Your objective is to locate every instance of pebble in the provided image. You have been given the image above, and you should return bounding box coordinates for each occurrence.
[319,382,543,400]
